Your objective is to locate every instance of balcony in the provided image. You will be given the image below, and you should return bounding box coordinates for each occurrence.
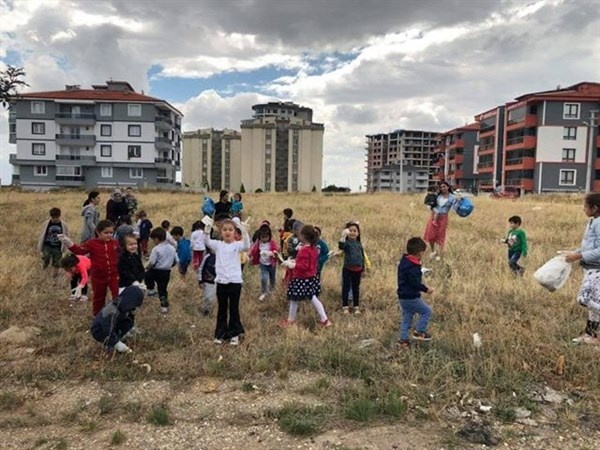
[506,113,537,131]
[155,137,172,150]
[55,134,96,147]
[478,144,495,154]
[155,157,174,168]
[55,154,97,166]
[479,126,495,138]
[155,115,173,131]
[451,154,464,164]
[505,135,536,150]
[595,159,600,170]
[448,138,465,149]
[454,169,464,179]
[55,175,86,186]
[156,176,175,184]
[505,156,535,170]
[55,112,96,126]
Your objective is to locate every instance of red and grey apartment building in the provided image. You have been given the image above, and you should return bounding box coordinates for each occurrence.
[432,122,480,191]
[474,82,600,194]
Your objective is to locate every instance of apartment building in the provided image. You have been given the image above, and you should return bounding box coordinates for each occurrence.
[365,129,437,192]
[240,102,324,192]
[473,82,600,194]
[182,128,241,191]
[8,81,182,190]
[432,123,479,191]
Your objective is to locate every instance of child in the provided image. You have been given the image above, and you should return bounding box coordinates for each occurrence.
[60,253,91,302]
[565,193,600,344]
[191,220,206,272]
[61,220,119,316]
[338,221,369,315]
[172,226,192,279]
[314,226,330,277]
[114,215,135,244]
[397,237,434,348]
[137,210,153,259]
[145,227,178,314]
[231,193,244,218]
[502,215,528,275]
[38,207,70,279]
[279,208,294,249]
[249,226,279,301]
[203,217,250,345]
[91,285,144,353]
[118,234,145,291]
[81,191,100,242]
[198,249,217,316]
[279,225,332,328]
[161,220,177,248]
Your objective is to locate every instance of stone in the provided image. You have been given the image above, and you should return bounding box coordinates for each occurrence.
[542,386,568,404]
[0,325,41,345]
[517,418,538,427]
[515,407,531,419]
[456,418,499,446]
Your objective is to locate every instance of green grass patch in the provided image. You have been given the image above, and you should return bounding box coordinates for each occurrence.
[272,403,330,436]
[147,403,172,426]
[110,429,127,446]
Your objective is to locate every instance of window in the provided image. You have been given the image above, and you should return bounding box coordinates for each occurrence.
[100,124,112,136]
[31,101,45,114]
[101,167,113,178]
[128,104,142,117]
[563,103,580,119]
[128,125,141,137]
[100,145,112,157]
[563,127,577,140]
[128,145,141,158]
[559,169,576,186]
[130,168,144,178]
[100,104,112,116]
[562,148,576,162]
[32,143,46,156]
[34,165,48,176]
[32,122,45,134]
[56,166,81,176]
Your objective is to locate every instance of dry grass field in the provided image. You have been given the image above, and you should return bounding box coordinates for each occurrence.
[0,189,599,449]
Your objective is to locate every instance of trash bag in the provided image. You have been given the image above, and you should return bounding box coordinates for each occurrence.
[201,196,215,216]
[534,255,572,292]
[454,197,474,218]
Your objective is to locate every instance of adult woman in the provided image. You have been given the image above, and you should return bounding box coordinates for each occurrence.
[214,190,232,218]
[423,181,456,259]
[81,190,100,242]
[106,189,129,226]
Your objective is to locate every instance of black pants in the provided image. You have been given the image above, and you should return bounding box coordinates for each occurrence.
[70,273,88,296]
[145,268,171,307]
[215,283,244,340]
[342,268,362,307]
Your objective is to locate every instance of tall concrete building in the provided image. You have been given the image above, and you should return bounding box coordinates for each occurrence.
[365,129,437,192]
[182,128,241,191]
[240,102,324,192]
[432,123,480,191]
[8,81,182,190]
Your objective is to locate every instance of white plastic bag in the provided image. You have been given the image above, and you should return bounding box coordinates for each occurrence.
[534,255,572,292]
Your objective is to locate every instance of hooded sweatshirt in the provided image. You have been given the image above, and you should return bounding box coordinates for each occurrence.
[91,286,144,348]
[81,204,99,242]
[397,254,429,299]
[106,192,129,224]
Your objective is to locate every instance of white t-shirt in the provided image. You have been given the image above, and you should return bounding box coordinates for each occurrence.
[191,230,206,251]
[259,241,271,265]
[204,232,250,284]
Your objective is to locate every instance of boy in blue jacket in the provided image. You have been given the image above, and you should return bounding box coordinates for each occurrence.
[172,226,192,280]
[91,285,144,353]
[397,237,434,348]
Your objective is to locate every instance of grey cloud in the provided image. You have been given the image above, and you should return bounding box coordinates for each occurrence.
[334,104,379,124]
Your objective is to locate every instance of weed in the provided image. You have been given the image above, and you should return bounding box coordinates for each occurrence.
[273,403,330,436]
[147,404,172,426]
[0,392,24,411]
[110,429,127,446]
[79,420,99,433]
[495,406,517,423]
[378,391,407,417]
[97,394,115,416]
[122,401,144,422]
[342,395,377,422]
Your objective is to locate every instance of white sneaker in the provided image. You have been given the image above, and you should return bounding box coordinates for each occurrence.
[147,289,157,297]
[342,306,350,314]
[69,294,77,302]
[161,307,169,314]
[430,252,437,259]
[572,334,599,344]
[114,341,132,353]
[353,307,361,315]
[258,293,267,301]
[230,336,240,346]
[213,338,223,345]
[79,295,88,302]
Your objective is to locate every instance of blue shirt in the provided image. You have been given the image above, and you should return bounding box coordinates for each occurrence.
[176,238,192,265]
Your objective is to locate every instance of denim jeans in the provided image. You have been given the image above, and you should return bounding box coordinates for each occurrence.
[508,251,523,274]
[399,297,432,341]
[260,264,277,294]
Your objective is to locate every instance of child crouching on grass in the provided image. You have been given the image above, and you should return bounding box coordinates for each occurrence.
[91,285,144,353]
[60,253,91,303]
[397,237,434,349]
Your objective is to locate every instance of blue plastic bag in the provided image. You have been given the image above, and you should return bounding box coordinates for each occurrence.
[454,197,474,218]
[201,196,215,216]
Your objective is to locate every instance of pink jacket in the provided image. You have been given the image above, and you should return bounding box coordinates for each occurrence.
[72,255,92,287]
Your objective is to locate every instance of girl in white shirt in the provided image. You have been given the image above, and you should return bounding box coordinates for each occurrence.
[204,218,250,345]
[191,220,206,272]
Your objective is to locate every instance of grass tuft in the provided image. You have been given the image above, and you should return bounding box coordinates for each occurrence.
[147,403,172,426]
[110,429,127,446]
[272,403,330,436]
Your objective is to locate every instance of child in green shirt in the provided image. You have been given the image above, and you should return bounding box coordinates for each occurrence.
[502,215,528,275]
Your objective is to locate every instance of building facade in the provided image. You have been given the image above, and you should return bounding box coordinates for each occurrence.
[474,82,600,194]
[8,81,182,190]
[432,123,479,191]
[182,128,241,191]
[240,102,324,192]
[365,129,437,192]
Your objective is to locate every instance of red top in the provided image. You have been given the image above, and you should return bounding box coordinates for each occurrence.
[73,255,92,287]
[69,239,119,278]
[292,245,318,279]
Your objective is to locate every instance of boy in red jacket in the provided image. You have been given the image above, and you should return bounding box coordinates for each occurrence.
[60,220,119,316]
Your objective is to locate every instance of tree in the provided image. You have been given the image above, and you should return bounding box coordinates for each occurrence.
[311,185,317,192]
[0,65,28,108]
[240,183,246,193]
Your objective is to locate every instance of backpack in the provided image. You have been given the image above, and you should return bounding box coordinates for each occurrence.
[201,196,215,216]
[453,197,474,218]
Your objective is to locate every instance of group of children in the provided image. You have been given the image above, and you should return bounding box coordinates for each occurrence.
[37,189,600,353]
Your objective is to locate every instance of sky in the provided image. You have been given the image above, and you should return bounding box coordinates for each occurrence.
[0,0,598,191]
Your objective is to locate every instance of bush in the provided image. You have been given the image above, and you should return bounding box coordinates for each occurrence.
[272,403,329,436]
[147,404,172,426]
